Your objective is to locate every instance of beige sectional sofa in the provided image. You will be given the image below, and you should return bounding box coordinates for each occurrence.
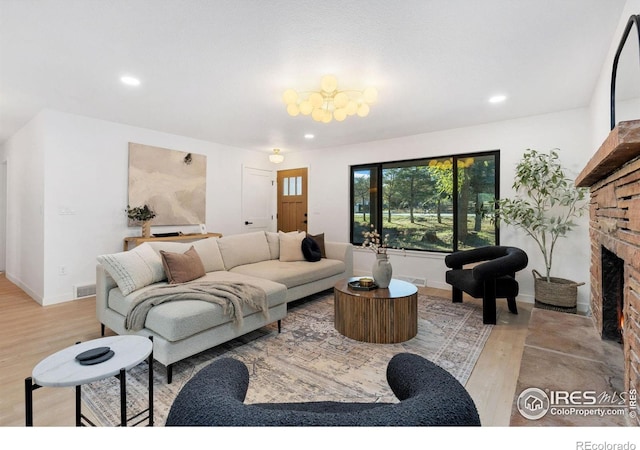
[96,231,353,382]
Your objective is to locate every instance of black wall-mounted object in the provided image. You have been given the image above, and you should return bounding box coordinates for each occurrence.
[610,14,640,130]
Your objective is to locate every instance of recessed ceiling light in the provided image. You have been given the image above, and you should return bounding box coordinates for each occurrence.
[489,95,507,104]
[304,134,314,139]
[120,75,141,86]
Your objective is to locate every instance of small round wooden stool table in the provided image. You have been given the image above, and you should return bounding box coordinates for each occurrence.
[334,278,418,344]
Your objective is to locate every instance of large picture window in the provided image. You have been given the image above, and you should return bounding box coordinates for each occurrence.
[351,150,500,252]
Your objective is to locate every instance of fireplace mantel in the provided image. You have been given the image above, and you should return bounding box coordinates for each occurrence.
[576,120,640,188]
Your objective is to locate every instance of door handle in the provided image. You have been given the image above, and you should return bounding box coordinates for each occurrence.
[245,221,253,225]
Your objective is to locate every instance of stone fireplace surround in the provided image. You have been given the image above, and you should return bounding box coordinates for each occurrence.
[576,119,640,422]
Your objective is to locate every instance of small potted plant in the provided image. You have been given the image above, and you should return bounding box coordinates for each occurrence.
[497,148,588,312]
[126,204,157,238]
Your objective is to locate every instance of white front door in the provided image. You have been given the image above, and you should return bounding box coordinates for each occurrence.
[241,166,274,231]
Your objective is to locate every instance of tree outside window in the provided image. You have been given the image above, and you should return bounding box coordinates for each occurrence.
[350,151,499,252]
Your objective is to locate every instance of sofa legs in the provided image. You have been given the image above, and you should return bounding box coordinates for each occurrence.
[277,319,281,333]
[166,364,173,384]
[507,297,518,315]
[100,323,105,336]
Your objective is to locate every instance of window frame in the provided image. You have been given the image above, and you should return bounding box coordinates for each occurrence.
[350,150,500,253]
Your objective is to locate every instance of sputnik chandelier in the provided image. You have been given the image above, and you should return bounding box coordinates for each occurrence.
[282,75,378,123]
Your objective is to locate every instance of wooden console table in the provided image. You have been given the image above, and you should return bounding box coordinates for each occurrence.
[123,233,222,251]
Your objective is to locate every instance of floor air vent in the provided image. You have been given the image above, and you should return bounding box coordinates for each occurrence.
[74,284,96,298]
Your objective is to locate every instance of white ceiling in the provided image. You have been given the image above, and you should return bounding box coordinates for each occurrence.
[0,0,628,154]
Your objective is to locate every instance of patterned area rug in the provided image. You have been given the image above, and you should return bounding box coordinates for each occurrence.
[82,290,492,426]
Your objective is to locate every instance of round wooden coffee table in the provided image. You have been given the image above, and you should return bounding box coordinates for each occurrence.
[334,278,418,344]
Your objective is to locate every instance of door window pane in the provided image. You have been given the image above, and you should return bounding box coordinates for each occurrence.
[282,175,304,196]
[296,176,302,196]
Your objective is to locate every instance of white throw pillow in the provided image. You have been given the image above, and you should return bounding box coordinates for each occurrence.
[278,231,306,262]
[97,243,166,296]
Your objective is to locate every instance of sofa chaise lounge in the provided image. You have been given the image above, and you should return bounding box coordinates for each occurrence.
[96,231,353,382]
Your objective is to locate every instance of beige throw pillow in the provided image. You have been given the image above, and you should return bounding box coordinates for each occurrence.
[265,231,280,260]
[278,231,306,262]
[160,246,206,284]
[217,231,271,269]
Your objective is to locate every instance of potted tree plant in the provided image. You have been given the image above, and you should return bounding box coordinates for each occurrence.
[497,148,588,313]
[126,204,157,238]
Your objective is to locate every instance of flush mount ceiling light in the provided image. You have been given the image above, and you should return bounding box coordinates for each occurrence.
[269,148,284,164]
[283,75,378,123]
[489,94,507,103]
[120,75,141,86]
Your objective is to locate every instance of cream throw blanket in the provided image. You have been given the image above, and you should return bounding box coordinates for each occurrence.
[125,281,268,331]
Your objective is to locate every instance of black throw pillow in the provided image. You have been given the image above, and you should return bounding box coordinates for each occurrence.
[307,233,326,258]
[301,237,322,262]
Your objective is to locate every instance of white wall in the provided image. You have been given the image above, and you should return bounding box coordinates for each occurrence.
[283,108,593,311]
[2,113,46,303]
[0,161,6,272]
[4,110,276,305]
[588,0,640,149]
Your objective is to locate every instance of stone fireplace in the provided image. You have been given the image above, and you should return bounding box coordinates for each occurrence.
[576,119,640,423]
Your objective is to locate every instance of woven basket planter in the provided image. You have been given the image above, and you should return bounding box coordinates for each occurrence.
[532,269,584,314]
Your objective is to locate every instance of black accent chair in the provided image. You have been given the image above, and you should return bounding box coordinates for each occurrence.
[444,246,528,325]
[165,353,481,426]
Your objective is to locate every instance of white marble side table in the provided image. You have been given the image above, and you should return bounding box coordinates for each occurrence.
[25,335,153,426]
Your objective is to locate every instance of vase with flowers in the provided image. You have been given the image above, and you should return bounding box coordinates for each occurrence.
[126,204,157,238]
[362,226,392,288]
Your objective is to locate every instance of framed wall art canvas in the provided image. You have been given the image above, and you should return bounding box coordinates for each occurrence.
[128,142,206,226]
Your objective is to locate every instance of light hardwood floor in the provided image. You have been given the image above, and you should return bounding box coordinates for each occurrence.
[0,274,530,427]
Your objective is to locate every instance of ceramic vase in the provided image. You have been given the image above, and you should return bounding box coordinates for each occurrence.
[141,221,151,238]
[372,253,392,288]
